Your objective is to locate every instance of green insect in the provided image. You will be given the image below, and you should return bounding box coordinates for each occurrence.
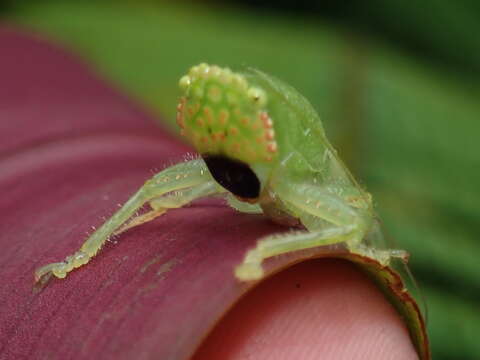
[35,63,408,283]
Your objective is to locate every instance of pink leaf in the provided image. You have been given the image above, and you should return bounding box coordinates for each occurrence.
[0,27,428,360]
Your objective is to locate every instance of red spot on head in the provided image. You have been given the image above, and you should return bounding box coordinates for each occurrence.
[231,143,241,152]
[176,113,185,129]
[219,110,229,125]
[176,97,187,129]
[211,132,226,142]
[265,129,275,141]
[196,117,205,127]
[267,143,277,153]
[260,112,273,128]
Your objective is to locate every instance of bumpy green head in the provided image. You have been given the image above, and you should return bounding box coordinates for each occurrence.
[177,64,278,164]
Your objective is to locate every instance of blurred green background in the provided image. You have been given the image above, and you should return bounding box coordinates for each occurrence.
[3,1,479,358]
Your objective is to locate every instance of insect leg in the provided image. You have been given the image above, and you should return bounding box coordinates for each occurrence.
[34,159,216,282]
[226,194,263,214]
[113,181,222,235]
[234,225,357,280]
[235,183,369,281]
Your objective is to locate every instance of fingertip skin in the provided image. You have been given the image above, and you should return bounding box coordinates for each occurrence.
[194,259,418,360]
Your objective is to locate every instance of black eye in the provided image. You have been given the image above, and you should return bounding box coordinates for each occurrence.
[203,155,260,199]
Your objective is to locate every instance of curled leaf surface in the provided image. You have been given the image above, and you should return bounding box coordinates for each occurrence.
[0,28,428,360]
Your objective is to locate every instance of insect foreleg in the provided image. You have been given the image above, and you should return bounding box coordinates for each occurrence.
[34,159,215,282]
[114,181,222,236]
[226,195,263,214]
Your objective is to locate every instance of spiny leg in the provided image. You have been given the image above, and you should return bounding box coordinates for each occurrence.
[349,243,410,265]
[112,209,166,237]
[348,218,409,265]
[235,224,356,280]
[113,182,221,236]
[35,159,217,282]
[235,182,368,281]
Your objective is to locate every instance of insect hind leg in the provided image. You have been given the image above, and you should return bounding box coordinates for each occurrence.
[348,243,409,266]
[235,224,358,281]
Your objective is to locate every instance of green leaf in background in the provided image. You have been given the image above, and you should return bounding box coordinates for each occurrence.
[7,1,480,359]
